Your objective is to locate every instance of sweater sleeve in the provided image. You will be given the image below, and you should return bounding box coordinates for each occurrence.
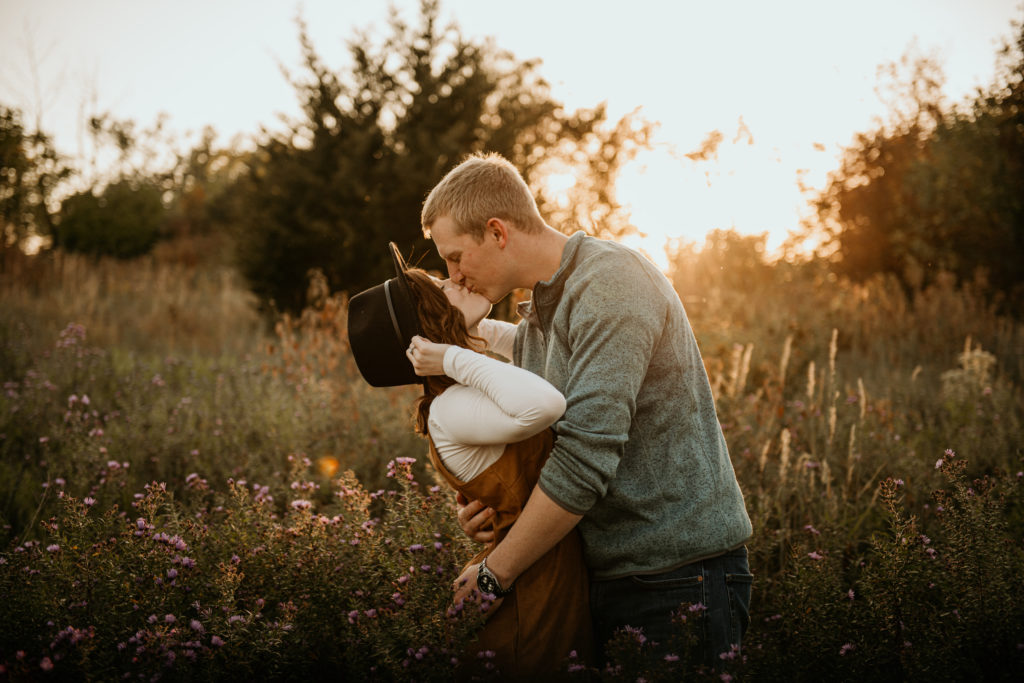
[430,346,566,447]
[536,256,667,515]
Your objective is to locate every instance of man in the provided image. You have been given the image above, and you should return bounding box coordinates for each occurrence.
[420,152,753,665]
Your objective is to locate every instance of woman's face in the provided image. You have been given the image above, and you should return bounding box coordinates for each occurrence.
[436,277,492,329]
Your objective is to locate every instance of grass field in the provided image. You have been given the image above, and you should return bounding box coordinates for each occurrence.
[2,244,1022,680]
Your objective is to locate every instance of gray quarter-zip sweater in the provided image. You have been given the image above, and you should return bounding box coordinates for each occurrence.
[514,232,752,580]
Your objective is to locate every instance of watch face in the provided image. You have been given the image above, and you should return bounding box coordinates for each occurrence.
[478,571,499,596]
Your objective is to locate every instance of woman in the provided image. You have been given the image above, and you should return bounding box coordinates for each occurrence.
[346,247,593,677]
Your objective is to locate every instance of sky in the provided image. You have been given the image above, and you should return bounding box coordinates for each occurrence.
[1,0,1021,267]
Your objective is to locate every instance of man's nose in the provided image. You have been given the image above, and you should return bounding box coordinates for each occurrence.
[448,265,465,285]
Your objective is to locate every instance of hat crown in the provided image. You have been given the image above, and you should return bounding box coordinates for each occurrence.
[346,243,425,387]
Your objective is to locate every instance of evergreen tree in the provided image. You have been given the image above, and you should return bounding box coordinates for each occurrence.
[226,0,650,312]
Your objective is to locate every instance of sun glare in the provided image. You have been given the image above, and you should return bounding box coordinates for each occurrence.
[615,139,820,272]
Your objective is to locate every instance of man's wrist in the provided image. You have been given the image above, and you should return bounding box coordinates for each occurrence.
[477,556,514,597]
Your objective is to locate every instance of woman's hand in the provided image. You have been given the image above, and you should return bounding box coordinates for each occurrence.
[406,335,449,376]
[456,491,495,543]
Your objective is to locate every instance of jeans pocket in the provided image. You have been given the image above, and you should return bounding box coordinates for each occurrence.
[725,572,754,644]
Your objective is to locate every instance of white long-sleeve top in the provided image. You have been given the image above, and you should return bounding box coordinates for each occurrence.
[427,318,566,482]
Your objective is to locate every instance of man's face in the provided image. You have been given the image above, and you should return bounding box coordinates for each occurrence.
[429,216,506,303]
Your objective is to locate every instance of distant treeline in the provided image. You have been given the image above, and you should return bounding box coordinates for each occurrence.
[1,0,1022,316]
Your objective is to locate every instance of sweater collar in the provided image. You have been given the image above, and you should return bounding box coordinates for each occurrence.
[517,231,588,327]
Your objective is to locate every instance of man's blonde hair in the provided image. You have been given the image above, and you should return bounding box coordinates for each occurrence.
[421,152,546,241]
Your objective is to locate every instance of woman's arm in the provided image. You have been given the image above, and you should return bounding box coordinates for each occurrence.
[476,318,519,360]
[430,344,565,446]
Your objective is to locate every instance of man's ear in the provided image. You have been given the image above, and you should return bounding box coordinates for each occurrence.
[486,218,509,248]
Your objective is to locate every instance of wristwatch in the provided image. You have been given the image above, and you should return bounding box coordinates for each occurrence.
[477,556,514,597]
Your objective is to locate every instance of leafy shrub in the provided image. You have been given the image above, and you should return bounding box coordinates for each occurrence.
[57,180,166,259]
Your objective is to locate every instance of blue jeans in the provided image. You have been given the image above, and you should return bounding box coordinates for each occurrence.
[590,546,753,667]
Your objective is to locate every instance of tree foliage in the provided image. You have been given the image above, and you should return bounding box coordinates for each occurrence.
[0,105,70,255]
[815,21,1024,312]
[224,0,651,313]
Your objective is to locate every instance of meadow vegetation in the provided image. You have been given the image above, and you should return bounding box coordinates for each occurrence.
[1,238,1021,681]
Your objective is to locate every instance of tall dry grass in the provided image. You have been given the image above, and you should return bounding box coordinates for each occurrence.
[1,240,262,358]
[2,238,1023,679]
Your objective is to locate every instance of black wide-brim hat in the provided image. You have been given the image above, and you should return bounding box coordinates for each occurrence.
[347,242,425,387]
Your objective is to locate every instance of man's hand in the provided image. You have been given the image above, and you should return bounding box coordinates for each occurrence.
[456,491,495,544]
[407,335,449,376]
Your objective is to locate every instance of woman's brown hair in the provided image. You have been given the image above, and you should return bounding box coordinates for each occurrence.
[403,269,486,435]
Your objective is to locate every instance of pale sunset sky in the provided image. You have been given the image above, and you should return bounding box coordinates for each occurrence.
[1,0,1021,267]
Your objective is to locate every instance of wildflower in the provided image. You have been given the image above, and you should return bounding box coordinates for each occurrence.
[167,568,178,579]
[231,554,241,565]
[935,459,944,469]
[839,643,855,655]
[688,602,707,613]
[211,635,224,647]
[290,499,312,511]
[803,524,820,535]
[46,544,60,553]
[40,657,53,672]
[944,448,955,457]
[190,619,204,633]
[228,615,244,625]
[180,556,195,568]
[720,674,733,682]
[364,609,378,618]
[623,625,647,644]
[39,436,49,444]
[164,614,176,623]
[347,610,359,624]
[84,497,96,506]
[808,551,824,560]
[847,589,855,600]
[408,544,425,552]
[664,654,680,662]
